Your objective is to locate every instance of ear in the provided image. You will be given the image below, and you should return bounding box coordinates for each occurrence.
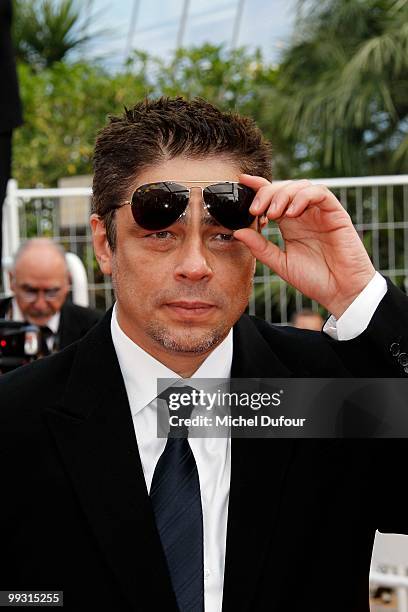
[90,214,113,275]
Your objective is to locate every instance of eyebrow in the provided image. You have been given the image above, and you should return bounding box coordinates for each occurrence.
[19,284,63,293]
[176,213,228,228]
[132,213,231,232]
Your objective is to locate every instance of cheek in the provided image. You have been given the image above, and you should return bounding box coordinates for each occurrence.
[112,244,169,302]
[216,246,254,286]
[214,245,255,303]
[52,298,66,312]
[18,301,29,315]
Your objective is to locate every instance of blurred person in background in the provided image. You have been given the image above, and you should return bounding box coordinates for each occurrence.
[0,0,23,280]
[291,308,324,331]
[0,238,101,354]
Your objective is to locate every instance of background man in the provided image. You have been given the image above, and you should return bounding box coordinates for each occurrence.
[0,98,407,612]
[0,238,101,353]
[291,308,324,331]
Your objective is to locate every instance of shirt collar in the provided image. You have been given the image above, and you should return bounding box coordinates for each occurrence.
[11,297,60,334]
[111,302,233,416]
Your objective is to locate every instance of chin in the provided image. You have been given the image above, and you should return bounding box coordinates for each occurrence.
[147,322,226,354]
[28,316,52,325]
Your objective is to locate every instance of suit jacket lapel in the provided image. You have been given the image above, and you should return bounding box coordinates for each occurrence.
[222,315,296,611]
[45,311,178,611]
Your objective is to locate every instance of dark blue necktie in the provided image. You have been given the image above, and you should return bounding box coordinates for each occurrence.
[39,326,53,356]
[150,386,204,612]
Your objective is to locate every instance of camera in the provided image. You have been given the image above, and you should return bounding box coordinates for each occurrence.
[0,320,41,374]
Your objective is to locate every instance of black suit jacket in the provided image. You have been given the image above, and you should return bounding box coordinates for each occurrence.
[0,0,23,133]
[0,297,102,349]
[0,280,407,612]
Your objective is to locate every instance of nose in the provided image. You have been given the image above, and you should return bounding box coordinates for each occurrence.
[32,291,49,310]
[173,190,214,282]
[174,234,213,282]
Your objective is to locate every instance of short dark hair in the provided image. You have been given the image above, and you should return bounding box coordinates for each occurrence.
[92,96,273,249]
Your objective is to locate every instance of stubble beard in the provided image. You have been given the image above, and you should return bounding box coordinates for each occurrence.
[145,320,228,354]
[144,281,254,354]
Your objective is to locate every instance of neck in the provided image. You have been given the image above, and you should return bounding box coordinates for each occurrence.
[146,351,210,379]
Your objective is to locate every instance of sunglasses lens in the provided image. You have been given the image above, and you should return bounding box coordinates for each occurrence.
[203,183,256,229]
[131,182,189,230]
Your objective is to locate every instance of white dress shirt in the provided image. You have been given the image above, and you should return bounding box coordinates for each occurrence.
[110,272,387,612]
[111,306,232,612]
[323,271,387,339]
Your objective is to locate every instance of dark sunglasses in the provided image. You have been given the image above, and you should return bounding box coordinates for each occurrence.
[118,181,257,231]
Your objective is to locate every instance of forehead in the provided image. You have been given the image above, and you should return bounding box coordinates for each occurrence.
[14,250,68,284]
[132,156,241,189]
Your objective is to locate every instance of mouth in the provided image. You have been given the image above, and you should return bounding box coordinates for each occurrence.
[164,301,216,318]
[30,313,52,321]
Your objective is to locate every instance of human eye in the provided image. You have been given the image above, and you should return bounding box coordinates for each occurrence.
[22,285,37,296]
[213,232,235,242]
[45,288,60,298]
[146,231,174,240]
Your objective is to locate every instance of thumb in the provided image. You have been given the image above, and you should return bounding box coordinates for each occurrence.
[233,228,287,277]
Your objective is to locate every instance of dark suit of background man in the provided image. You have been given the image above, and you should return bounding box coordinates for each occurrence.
[0,238,101,353]
[0,0,23,276]
[1,97,408,612]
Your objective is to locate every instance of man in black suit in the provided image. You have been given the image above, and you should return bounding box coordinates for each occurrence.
[0,0,23,275]
[0,97,407,612]
[0,238,101,353]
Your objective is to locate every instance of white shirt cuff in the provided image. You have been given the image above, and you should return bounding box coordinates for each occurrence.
[323,272,387,341]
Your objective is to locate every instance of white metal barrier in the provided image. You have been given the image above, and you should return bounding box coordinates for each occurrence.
[65,252,89,307]
[2,176,408,315]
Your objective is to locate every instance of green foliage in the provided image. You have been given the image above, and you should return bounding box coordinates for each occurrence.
[13,1,408,186]
[129,44,275,110]
[13,61,152,186]
[12,0,98,69]
[13,45,277,187]
[271,0,408,176]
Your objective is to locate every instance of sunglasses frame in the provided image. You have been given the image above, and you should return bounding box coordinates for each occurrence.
[117,180,257,231]
[15,282,68,303]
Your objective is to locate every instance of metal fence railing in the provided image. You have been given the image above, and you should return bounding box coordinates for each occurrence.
[2,175,408,319]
